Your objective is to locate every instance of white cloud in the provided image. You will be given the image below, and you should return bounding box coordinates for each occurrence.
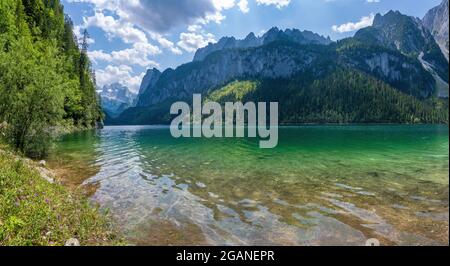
[69,0,221,33]
[332,13,375,33]
[187,25,203,32]
[82,12,148,44]
[212,0,237,10]
[66,0,118,10]
[238,0,250,13]
[80,11,172,64]
[148,33,183,55]
[366,0,380,3]
[196,0,248,25]
[177,32,216,53]
[256,0,291,9]
[68,0,246,55]
[96,65,145,93]
[65,0,256,89]
[89,42,160,68]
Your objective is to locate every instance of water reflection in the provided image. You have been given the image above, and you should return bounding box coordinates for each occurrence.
[52,125,449,246]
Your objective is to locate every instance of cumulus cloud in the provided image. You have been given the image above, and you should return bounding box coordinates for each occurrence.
[332,13,375,33]
[256,0,291,9]
[69,0,218,33]
[68,0,242,57]
[177,32,216,53]
[65,0,269,89]
[82,12,148,44]
[131,0,222,32]
[148,32,183,55]
[89,43,161,68]
[238,0,250,13]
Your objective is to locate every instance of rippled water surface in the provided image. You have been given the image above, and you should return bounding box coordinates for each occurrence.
[50,125,449,246]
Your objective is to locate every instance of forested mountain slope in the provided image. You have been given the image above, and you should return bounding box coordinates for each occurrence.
[115,66,448,125]
[0,0,102,158]
[105,8,449,126]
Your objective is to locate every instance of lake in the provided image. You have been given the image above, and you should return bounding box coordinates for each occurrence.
[50,125,449,246]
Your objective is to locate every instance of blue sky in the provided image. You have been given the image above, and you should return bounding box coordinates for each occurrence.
[61,0,442,92]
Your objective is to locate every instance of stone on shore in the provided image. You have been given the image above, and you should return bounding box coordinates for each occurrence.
[65,238,80,246]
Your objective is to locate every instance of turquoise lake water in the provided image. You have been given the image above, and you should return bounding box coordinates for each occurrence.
[51,125,449,246]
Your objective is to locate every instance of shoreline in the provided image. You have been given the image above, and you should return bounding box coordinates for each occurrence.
[102,123,450,127]
[0,147,123,246]
[48,126,449,245]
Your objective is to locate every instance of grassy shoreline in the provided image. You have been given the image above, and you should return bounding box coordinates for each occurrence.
[0,146,123,246]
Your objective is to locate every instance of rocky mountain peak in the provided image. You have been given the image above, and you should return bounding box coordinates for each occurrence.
[244,32,257,40]
[354,9,448,95]
[373,11,410,28]
[99,83,137,117]
[100,83,134,99]
[139,68,162,96]
[423,0,449,60]
[193,27,332,62]
[362,10,428,54]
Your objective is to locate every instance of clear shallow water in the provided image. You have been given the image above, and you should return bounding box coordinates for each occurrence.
[50,125,449,246]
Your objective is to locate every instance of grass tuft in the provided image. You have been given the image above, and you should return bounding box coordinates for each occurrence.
[0,149,123,246]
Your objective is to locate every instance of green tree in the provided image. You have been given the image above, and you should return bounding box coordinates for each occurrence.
[0,37,73,157]
[0,0,103,158]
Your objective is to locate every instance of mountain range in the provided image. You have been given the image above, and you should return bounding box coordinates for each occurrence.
[193,28,332,62]
[99,83,137,118]
[106,1,449,125]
